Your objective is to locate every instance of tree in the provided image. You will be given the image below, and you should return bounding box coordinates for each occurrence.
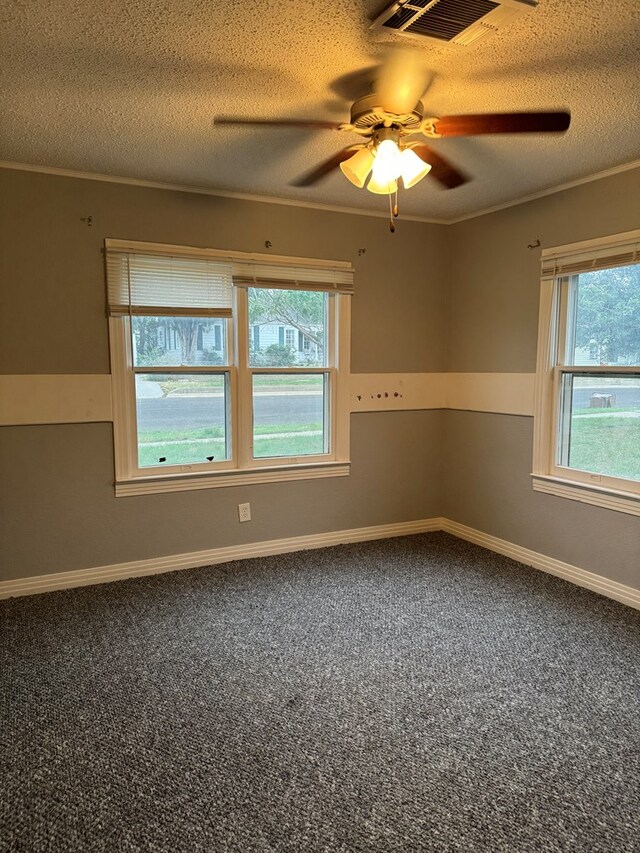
[169,318,214,364]
[248,289,325,351]
[574,265,640,364]
[132,316,162,365]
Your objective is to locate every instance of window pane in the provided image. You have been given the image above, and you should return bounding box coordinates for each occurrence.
[135,374,229,467]
[559,374,640,481]
[252,374,328,458]
[248,288,327,367]
[132,317,228,366]
[569,264,640,366]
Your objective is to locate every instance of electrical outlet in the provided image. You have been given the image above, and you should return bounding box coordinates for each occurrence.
[238,502,251,522]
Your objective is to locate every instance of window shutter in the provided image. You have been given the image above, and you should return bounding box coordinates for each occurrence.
[105,244,233,317]
[541,230,640,280]
[278,326,285,346]
[253,326,260,350]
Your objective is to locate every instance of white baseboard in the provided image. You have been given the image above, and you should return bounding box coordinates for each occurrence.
[1,516,638,611]
[0,518,442,599]
[440,519,640,611]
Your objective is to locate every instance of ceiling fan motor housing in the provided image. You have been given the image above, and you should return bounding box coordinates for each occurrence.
[350,94,424,130]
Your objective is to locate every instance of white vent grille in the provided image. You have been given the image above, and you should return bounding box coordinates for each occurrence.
[371,0,537,47]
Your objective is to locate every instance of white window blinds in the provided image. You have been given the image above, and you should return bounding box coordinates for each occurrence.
[541,229,640,280]
[106,246,233,317]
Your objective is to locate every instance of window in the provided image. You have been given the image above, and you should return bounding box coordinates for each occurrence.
[533,229,640,515]
[107,240,352,496]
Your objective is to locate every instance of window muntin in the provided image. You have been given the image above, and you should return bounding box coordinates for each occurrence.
[534,233,640,510]
[107,241,351,491]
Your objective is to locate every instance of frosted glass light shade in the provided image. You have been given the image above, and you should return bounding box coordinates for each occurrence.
[366,175,398,195]
[339,147,375,188]
[371,139,403,184]
[400,148,432,189]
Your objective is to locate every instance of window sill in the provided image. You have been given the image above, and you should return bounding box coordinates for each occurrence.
[531,474,640,517]
[116,461,350,497]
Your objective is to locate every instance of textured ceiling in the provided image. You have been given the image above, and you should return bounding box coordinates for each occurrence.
[2,0,639,220]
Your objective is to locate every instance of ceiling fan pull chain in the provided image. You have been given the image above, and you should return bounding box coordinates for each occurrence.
[393,188,399,219]
[388,191,395,233]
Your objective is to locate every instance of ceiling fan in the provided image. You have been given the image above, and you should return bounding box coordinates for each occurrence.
[214,50,570,231]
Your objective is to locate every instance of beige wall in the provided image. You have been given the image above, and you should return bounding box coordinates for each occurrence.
[444,168,640,588]
[0,169,446,580]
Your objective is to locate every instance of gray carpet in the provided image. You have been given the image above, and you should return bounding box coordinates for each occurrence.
[1,533,639,853]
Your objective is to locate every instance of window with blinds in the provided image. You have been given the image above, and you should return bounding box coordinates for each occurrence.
[533,229,640,514]
[106,239,352,495]
[540,232,640,280]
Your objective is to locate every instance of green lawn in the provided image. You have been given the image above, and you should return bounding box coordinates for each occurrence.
[138,441,226,467]
[252,433,325,458]
[137,423,324,467]
[569,412,640,480]
[138,425,225,444]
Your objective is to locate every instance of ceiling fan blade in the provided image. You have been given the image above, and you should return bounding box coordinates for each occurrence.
[433,111,571,137]
[214,117,343,130]
[291,147,363,187]
[374,48,433,115]
[410,144,470,190]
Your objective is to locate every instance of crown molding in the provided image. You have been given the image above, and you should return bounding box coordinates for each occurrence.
[1,157,639,227]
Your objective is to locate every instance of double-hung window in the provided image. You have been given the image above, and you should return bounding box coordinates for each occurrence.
[533,229,640,515]
[106,240,352,496]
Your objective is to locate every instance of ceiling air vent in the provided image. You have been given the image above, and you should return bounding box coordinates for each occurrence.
[371,0,537,47]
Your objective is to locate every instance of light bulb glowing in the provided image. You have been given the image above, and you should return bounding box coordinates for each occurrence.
[339,147,375,188]
[366,174,398,195]
[399,148,432,189]
[371,139,403,184]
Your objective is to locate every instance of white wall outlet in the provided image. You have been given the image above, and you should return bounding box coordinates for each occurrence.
[238,502,251,522]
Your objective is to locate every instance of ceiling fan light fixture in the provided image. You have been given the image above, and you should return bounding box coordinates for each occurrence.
[339,147,375,188]
[400,147,432,189]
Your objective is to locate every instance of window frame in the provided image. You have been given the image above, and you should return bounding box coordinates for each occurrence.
[532,231,640,516]
[108,243,351,497]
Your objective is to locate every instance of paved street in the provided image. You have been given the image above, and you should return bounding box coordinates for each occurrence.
[137,394,324,430]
